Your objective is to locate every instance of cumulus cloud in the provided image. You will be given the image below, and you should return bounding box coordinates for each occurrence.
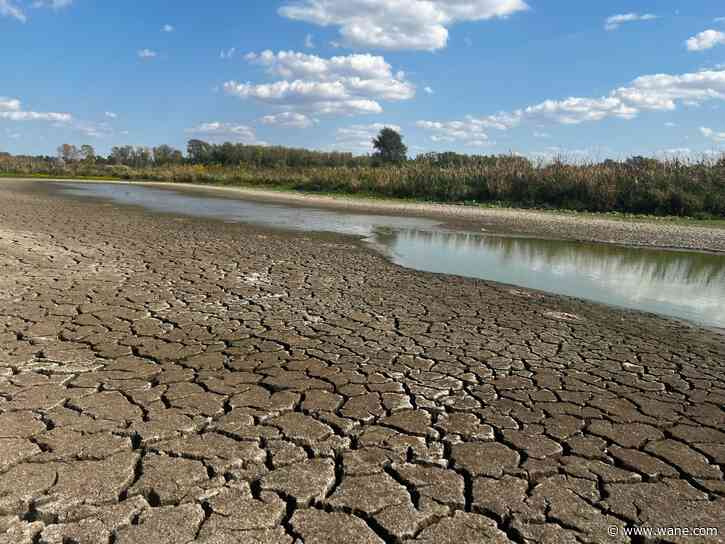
[0,0,26,21]
[686,30,725,52]
[138,49,157,59]
[261,111,316,128]
[424,86,435,95]
[417,112,519,143]
[416,119,491,145]
[417,69,725,143]
[521,96,638,124]
[604,13,657,31]
[225,50,414,116]
[186,122,266,144]
[304,34,315,48]
[104,111,118,119]
[0,97,21,111]
[278,0,529,51]
[162,24,174,32]
[334,123,401,152]
[0,95,71,122]
[613,71,725,110]
[701,126,725,143]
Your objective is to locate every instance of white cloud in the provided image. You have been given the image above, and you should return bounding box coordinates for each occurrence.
[700,126,725,143]
[664,121,676,127]
[424,86,434,95]
[0,111,70,121]
[0,97,21,111]
[278,0,529,51]
[245,50,412,94]
[305,34,315,48]
[417,69,725,143]
[32,0,72,8]
[162,24,174,32]
[225,50,414,116]
[186,122,266,144]
[604,13,658,31]
[0,95,71,122]
[522,96,638,124]
[138,49,157,59]
[75,120,112,138]
[334,123,401,152]
[0,0,26,21]
[686,30,725,52]
[614,70,725,110]
[104,111,118,119]
[220,48,236,60]
[416,119,489,144]
[416,112,519,143]
[2,0,71,21]
[261,111,316,128]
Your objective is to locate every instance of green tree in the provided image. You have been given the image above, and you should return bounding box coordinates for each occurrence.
[187,139,212,164]
[57,144,80,162]
[153,145,183,165]
[372,127,407,163]
[132,147,153,168]
[80,145,96,162]
[110,145,134,165]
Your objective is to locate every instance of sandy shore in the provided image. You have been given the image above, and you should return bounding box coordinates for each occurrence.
[6,177,725,253]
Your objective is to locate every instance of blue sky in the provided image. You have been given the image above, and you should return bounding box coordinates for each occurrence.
[1,0,724,159]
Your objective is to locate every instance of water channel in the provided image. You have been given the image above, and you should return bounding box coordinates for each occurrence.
[58,182,725,328]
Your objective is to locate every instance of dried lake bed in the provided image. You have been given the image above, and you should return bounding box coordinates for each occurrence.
[0,179,723,543]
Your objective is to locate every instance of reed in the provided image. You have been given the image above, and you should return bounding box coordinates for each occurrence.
[2,153,723,218]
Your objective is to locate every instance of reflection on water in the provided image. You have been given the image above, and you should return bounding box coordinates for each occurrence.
[378,229,725,327]
[59,182,725,327]
[59,182,439,237]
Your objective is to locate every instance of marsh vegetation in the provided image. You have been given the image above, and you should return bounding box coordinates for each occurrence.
[2,129,724,218]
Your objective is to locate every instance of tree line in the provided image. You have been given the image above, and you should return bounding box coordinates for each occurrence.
[53,127,409,169]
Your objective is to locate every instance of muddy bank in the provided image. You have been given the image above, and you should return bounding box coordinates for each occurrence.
[7,177,725,252]
[0,179,723,543]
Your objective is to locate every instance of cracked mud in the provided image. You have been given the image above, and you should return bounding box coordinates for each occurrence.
[0,180,724,544]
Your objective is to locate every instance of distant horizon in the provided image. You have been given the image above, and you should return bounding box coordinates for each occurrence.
[2,1,725,160]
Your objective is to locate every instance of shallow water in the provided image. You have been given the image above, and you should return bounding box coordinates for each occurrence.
[59,182,725,327]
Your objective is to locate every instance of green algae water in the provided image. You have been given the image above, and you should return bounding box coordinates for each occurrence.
[59,182,725,328]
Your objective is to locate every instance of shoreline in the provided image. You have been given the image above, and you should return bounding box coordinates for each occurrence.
[5,176,725,253]
[16,178,725,332]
